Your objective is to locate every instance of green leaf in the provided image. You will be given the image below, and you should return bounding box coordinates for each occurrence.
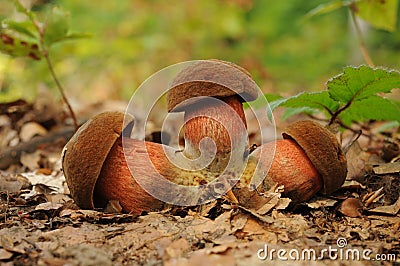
[2,19,37,40]
[243,93,283,121]
[49,32,93,45]
[0,3,42,60]
[267,91,340,121]
[264,94,285,111]
[43,7,70,46]
[262,94,284,121]
[0,31,41,59]
[303,0,348,21]
[0,19,41,59]
[243,93,282,109]
[340,96,400,125]
[354,0,398,32]
[328,66,400,103]
[270,91,339,114]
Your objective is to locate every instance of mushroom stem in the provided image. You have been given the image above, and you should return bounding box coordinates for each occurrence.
[183,95,248,172]
[183,95,247,204]
[94,138,167,214]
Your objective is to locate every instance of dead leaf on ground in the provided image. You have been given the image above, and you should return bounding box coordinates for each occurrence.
[305,197,337,209]
[373,161,400,175]
[368,195,400,215]
[345,140,372,180]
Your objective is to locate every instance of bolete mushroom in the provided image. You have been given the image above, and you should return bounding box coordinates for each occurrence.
[245,120,347,203]
[62,112,165,213]
[167,59,258,172]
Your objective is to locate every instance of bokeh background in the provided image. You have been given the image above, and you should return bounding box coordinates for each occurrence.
[0,0,399,105]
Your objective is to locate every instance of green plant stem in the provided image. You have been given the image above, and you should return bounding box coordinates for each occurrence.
[18,0,78,131]
[329,100,352,125]
[43,52,78,130]
[350,9,375,67]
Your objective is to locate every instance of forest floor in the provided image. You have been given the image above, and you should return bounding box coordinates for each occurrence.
[0,97,399,266]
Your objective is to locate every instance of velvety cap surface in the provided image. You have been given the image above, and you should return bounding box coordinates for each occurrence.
[282,120,347,194]
[167,59,259,112]
[62,111,128,209]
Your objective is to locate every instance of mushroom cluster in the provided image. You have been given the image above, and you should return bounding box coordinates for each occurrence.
[62,60,347,214]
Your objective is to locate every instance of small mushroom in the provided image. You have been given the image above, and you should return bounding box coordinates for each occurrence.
[247,120,347,203]
[339,198,363,217]
[282,120,347,195]
[62,111,126,209]
[62,112,165,213]
[167,59,258,172]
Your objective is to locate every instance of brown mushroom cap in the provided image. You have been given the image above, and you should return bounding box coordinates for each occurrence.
[62,111,131,209]
[167,59,259,112]
[282,120,347,194]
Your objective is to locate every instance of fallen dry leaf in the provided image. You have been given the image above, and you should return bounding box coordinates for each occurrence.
[306,197,337,209]
[368,195,400,215]
[373,162,400,175]
[345,140,371,180]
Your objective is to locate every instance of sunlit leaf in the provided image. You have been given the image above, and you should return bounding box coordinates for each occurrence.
[269,91,339,115]
[340,96,400,125]
[327,65,400,103]
[353,0,398,32]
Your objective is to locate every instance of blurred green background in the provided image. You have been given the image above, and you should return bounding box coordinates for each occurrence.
[0,0,399,104]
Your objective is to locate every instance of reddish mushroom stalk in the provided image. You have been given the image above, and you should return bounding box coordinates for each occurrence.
[183,95,248,172]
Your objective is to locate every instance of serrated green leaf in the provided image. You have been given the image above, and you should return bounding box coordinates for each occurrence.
[271,91,339,113]
[354,0,398,32]
[242,93,283,122]
[340,96,400,125]
[267,91,340,121]
[328,66,400,103]
[43,7,70,46]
